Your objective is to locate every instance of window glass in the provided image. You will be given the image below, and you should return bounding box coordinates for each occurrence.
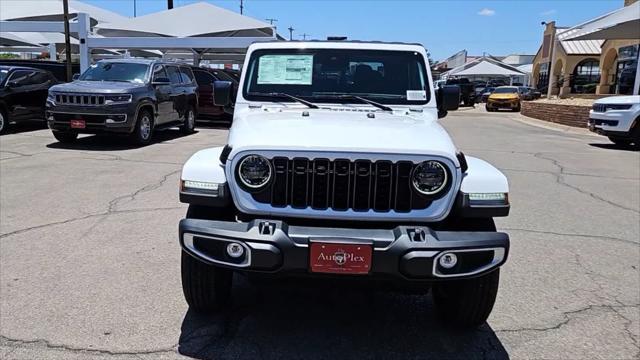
[166,66,182,84]
[179,67,195,84]
[152,65,168,81]
[244,49,430,105]
[79,62,149,83]
[193,70,215,86]
[492,87,518,94]
[30,71,51,85]
[8,70,36,85]
[0,68,9,84]
[571,59,600,94]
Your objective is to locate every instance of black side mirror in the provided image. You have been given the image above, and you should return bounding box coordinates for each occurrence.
[152,77,171,86]
[213,80,232,106]
[72,73,80,81]
[436,85,460,118]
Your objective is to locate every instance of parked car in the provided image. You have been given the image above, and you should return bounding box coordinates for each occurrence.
[46,59,198,145]
[177,41,511,329]
[486,86,521,112]
[588,95,640,148]
[189,66,238,120]
[0,65,59,133]
[0,59,80,82]
[446,78,475,106]
[518,86,534,101]
[480,87,495,103]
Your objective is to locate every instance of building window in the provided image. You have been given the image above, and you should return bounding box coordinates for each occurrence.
[537,62,549,91]
[570,59,600,93]
[615,45,638,95]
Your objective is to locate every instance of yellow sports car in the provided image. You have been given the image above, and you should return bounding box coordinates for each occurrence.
[486,86,521,112]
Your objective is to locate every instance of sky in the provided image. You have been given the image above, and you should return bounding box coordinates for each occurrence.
[83,0,624,61]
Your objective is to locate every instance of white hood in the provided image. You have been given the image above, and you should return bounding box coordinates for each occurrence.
[227,107,459,162]
[594,95,640,105]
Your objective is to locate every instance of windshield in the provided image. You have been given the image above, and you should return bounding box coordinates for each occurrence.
[79,62,149,83]
[493,87,518,94]
[0,69,9,84]
[243,49,430,105]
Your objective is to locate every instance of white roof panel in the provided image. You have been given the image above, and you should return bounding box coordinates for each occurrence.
[0,0,127,24]
[448,58,526,76]
[559,2,640,41]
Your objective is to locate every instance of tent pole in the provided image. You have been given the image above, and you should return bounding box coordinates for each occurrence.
[62,0,72,82]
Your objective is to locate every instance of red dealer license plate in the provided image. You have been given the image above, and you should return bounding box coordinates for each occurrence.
[70,119,85,129]
[310,242,372,275]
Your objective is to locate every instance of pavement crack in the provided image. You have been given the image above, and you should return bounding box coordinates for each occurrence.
[107,169,180,213]
[534,152,639,214]
[0,335,178,356]
[501,227,639,246]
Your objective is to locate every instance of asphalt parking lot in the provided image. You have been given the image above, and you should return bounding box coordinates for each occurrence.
[1,109,638,360]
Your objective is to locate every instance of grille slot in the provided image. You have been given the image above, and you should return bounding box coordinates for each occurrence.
[54,93,105,106]
[255,158,434,212]
[592,104,606,113]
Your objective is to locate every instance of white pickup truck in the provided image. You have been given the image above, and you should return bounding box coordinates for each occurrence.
[178,41,511,328]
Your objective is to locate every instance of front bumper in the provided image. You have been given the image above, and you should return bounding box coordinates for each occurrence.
[588,110,636,135]
[487,99,519,109]
[46,103,136,134]
[179,218,509,281]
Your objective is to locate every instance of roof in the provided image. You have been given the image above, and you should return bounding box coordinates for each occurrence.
[559,2,640,41]
[248,41,425,53]
[0,0,127,25]
[557,28,604,55]
[0,65,43,71]
[95,2,274,38]
[447,57,526,77]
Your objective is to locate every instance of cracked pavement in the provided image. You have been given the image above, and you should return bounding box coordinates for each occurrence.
[1,109,639,359]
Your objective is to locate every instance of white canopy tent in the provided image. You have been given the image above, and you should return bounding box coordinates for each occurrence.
[447,58,526,77]
[0,0,127,26]
[560,1,640,95]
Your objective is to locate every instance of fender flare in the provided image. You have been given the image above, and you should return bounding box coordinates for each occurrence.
[460,156,509,194]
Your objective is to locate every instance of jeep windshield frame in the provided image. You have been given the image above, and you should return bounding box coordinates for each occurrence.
[242,48,430,105]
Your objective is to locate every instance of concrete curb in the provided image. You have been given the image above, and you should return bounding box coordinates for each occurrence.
[507,113,601,138]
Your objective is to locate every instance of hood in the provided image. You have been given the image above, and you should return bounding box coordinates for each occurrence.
[227,107,459,161]
[594,95,640,105]
[50,80,145,94]
[489,93,519,100]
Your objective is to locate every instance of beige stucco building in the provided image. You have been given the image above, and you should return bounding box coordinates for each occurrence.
[531,0,639,97]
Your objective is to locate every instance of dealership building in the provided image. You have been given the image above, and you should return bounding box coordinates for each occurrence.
[531,0,639,96]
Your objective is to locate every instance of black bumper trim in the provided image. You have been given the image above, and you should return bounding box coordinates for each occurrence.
[179,218,510,281]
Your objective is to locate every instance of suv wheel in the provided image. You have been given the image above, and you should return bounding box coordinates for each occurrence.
[181,205,233,312]
[0,109,7,134]
[131,109,154,145]
[432,218,500,328]
[608,136,632,147]
[180,106,196,134]
[52,131,78,143]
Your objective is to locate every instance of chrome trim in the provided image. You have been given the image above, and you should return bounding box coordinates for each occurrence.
[237,155,273,189]
[183,233,251,268]
[48,111,128,123]
[226,150,461,222]
[411,160,448,196]
[432,247,505,278]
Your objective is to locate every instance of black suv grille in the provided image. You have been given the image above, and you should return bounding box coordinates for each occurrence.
[55,93,105,106]
[250,158,436,212]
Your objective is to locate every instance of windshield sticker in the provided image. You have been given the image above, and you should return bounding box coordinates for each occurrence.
[406,90,427,101]
[257,55,313,85]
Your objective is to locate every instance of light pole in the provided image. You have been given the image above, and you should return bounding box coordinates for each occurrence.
[62,0,72,82]
[288,26,295,41]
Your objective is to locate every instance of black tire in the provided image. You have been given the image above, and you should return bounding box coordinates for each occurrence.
[485,105,493,112]
[513,105,521,112]
[180,106,196,134]
[432,217,500,328]
[0,108,7,134]
[52,131,78,143]
[130,109,154,145]
[181,204,233,312]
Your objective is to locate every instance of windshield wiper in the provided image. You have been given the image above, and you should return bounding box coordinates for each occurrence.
[311,93,393,112]
[248,92,319,109]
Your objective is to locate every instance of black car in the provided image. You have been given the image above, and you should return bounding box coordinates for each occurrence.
[446,78,475,106]
[0,59,80,82]
[189,66,238,120]
[0,65,59,133]
[47,59,198,145]
[480,87,496,103]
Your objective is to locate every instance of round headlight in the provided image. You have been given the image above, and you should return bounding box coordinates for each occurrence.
[238,155,272,189]
[411,161,448,195]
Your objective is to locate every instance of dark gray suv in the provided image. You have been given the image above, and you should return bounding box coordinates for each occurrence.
[46,59,198,145]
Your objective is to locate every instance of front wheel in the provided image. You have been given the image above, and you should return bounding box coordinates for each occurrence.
[0,109,7,134]
[181,251,232,313]
[432,269,501,328]
[131,109,154,145]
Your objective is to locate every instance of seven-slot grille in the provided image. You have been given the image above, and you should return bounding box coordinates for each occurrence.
[250,157,436,212]
[592,103,607,113]
[54,93,105,106]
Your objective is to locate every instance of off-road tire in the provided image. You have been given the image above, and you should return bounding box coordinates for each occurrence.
[131,109,154,145]
[181,205,233,312]
[52,131,78,143]
[432,217,500,328]
[180,106,196,134]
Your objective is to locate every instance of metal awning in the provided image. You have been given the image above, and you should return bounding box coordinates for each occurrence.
[559,2,640,41]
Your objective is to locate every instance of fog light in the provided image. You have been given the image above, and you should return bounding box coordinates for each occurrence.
[439,253,458,269]
[105,118,115,124]
[226,243,244,258]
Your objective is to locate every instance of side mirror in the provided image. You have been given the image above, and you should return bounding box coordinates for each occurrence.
[213,80,232,106]
[436,85,460,118]
[152,77,171,86]
[72,73,80,81]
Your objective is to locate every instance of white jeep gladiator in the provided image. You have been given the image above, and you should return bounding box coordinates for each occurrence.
[178,41,510,328]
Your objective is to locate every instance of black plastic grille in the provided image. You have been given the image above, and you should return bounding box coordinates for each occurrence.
[251,157,433,212]
[55,93,105,106]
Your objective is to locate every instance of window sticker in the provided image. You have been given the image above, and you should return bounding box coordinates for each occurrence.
[257,55,313,85]
[406,90,427,101]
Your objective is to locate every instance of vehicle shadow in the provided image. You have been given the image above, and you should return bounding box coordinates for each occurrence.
[589,143,639,152]
[45,129,196,151]
[178,275,509,360]
[1,120,47,135]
